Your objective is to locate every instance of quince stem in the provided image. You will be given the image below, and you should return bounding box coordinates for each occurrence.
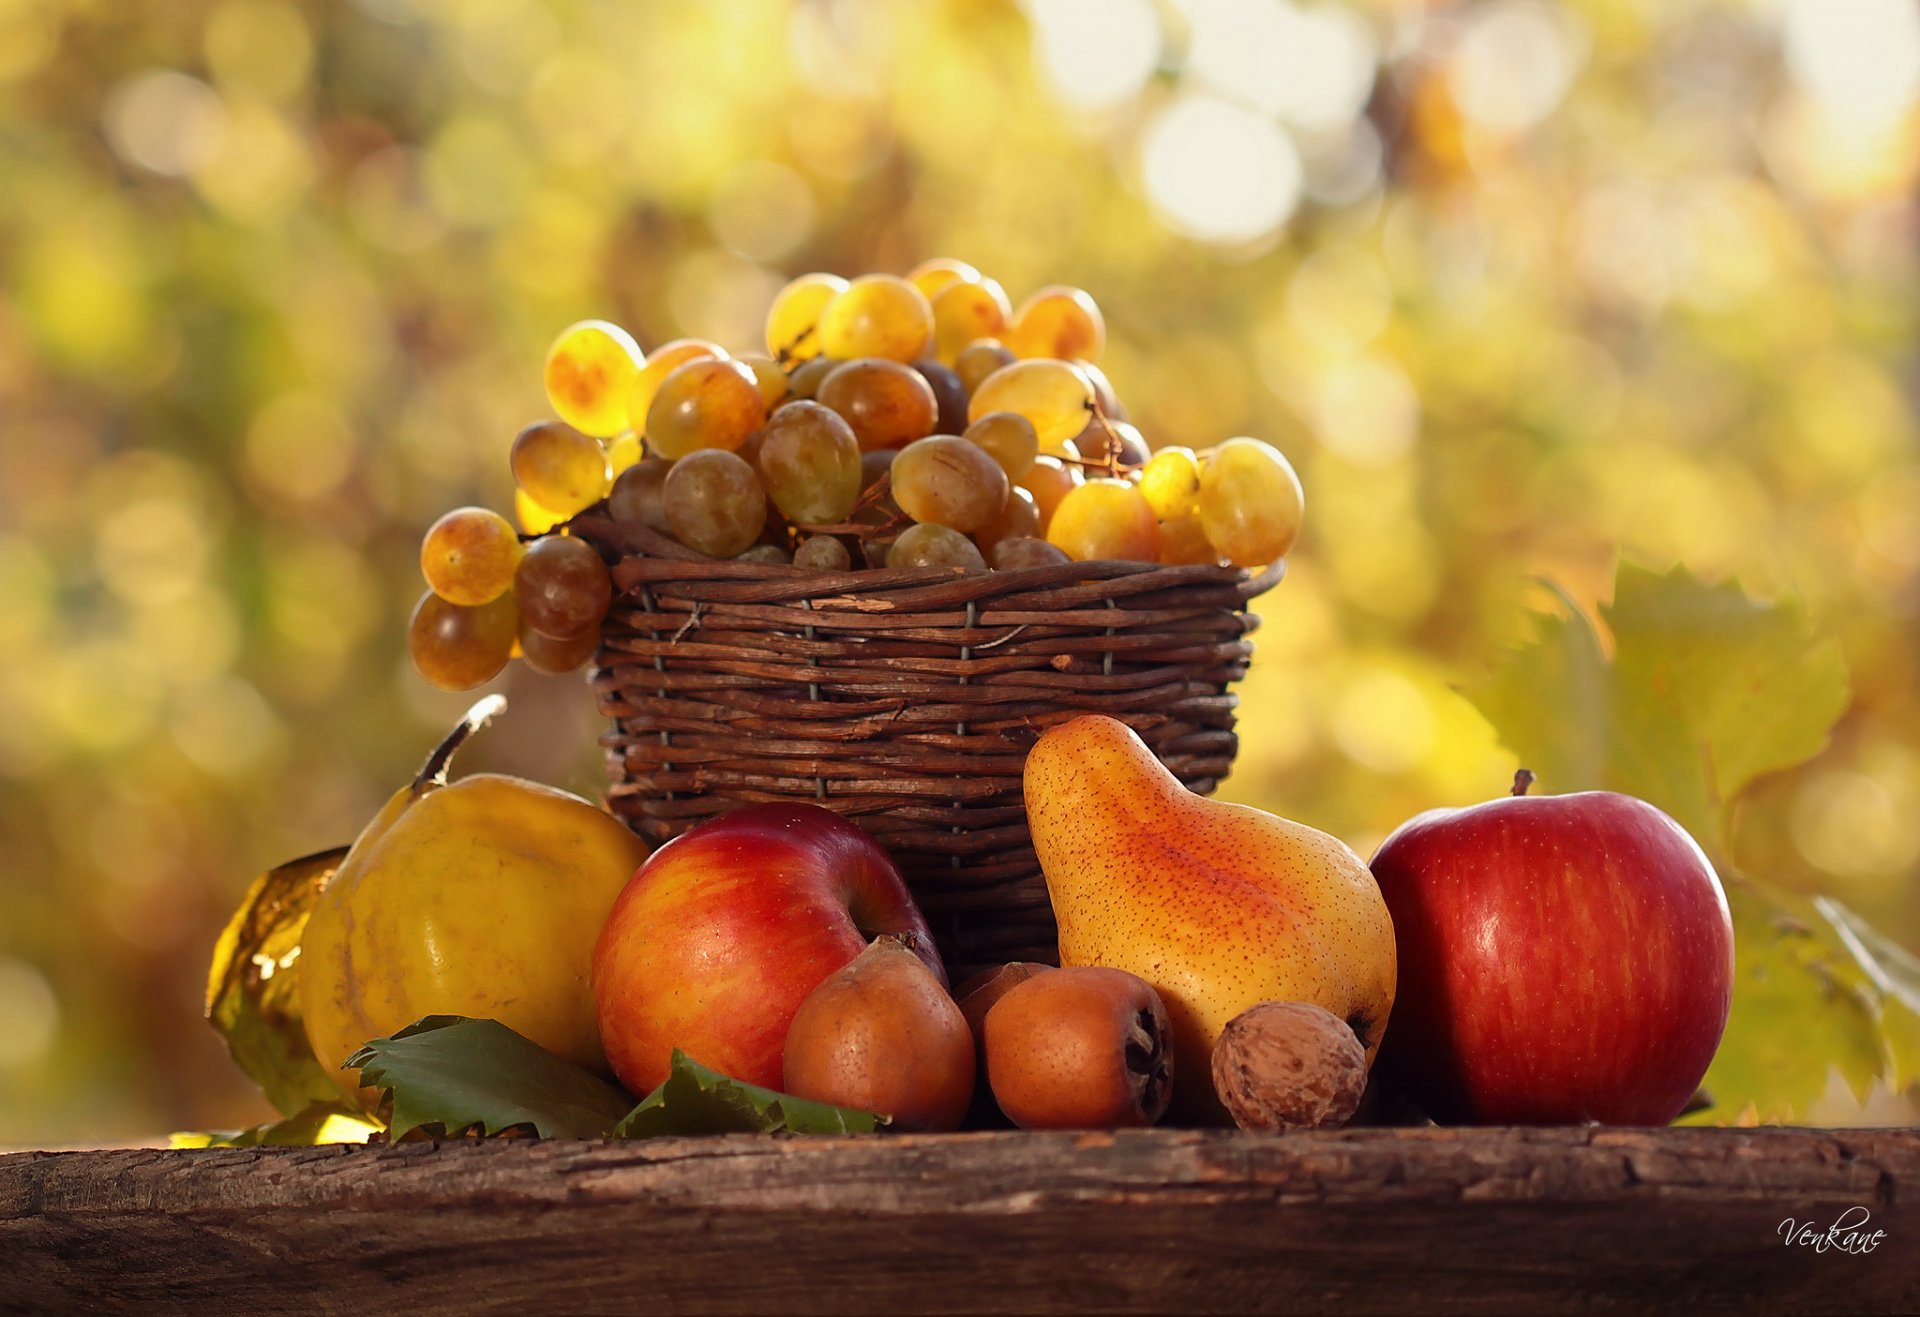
[413,695,507,797]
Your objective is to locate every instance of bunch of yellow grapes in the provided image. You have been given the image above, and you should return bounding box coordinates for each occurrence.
[407,260,1304,690]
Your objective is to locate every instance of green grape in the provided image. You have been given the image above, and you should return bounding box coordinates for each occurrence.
[1006,285,1105,362]
[932,280,1011,362]
[1070,419,1151,471]
[967,358,1096,452]
[1139,446,1202,520]
[735,352,791,410]
[765,272,847,363]
[1047,479,1161,563]
[793,535,852,571]
[756,400,863,525]
[976,486,1041,555]
[913,358,970,435]
[817,274,933,362]
[518,616,600,675]
[664,449,768,557]
[515,535,614,639]
[420,506,522,606]
[954,340,1016,394]
[608,457,672,532]
[1198,437,1303,566]
[888,522,986,571]
[1014,454,1083,530]
[818,358,938,451]
[543,319,644,438]
[511,421,612,517]
[964,411,1039,481]
[787,354,841,400]
[891,435,1009,534]
[646,358,766,459]
[990,536,1071,571]
[625,338,726,432]
[735,543,792,565]
[407,589,517,691]
[907,257,981,301]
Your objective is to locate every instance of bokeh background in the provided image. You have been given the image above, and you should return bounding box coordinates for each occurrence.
[4,0,1919,1143]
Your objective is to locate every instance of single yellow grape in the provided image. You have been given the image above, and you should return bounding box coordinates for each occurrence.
[907,257,982,301]
[518,616,600,676]
[817,274,933,362]
[607,431,642,475]
[1139,447,1202,519]
[787,354,841,400]
[420,506,523,606]
[624,338,726,433]
[932,279,1012,362]
[734,352,791,410]
[645,358,766,459]
[407,589,517,691]
[1198,437,1304,567]
[1007,286,1105,362]
[818,358,938,452]
[511,421,611,516]
[954,340,1016,394]
[990,536,1071,571]
[967,358,1096,452]
[891,435,1010,534]
[888,522,987,571]
[543,320,644,438]
[793,535,852,571]
[514,535,613,640]
[1047,479,1161,563]
[964,411,1040,482]
[663,449,767,558]
[1158,512,1219,566]
[765,272,848,363]
[976,486,1041,555]
[1015,455,1083,532]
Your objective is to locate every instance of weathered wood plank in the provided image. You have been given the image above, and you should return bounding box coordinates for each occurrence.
[2,1127,1913,1315]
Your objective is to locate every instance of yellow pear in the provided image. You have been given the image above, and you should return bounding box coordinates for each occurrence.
[299,696,648,1109]
[1024,715,1396,1120]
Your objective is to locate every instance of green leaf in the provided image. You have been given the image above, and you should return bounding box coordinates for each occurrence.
[346,1016,635,1140]
[1465,561,1914,1121]
[613,1049,885,1138]
[170,1101,381,1149]
[204,847,348,1117]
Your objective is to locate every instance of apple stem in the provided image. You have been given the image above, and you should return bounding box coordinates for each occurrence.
[413,695,507,796]
[1512,768,1536,797]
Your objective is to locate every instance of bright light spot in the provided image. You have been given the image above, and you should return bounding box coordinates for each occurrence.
[0,958,60,1070]
[246,390,359,503]
[1299,119,1384,207]
[1330,665,1434,773]
[1792,768,1920,879]
[1185,0,1378,129]
[1782,0,1920,127]
[1285,245,1393,352]
[1306,355,1420,467]
[1026,0,1161,112]
[668,251,783,353]
[102,71,228,176]
[709,161,818,263]
[95,498,213,606]
[172,676,283,777]
[1450,1,1583,134]
[1572,183,1672,313]
[1141,93,1302,245]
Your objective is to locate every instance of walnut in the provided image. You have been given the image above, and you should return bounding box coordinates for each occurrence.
[1210,1001,1368,1133]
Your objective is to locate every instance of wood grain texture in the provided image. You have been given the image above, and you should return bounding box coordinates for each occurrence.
[3,1127,1913,1314]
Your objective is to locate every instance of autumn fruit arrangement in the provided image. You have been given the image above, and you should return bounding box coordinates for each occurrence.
[195,266,1737,1148]
[403,259,1304,692]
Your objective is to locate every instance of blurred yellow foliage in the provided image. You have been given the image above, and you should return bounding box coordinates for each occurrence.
[2,0,1917,1141]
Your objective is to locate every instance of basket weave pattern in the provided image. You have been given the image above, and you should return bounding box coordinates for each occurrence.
[574,515,1280,977]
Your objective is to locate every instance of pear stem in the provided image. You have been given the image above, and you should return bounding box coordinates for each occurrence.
[413,695,507,795]
[1512,768,1536,797]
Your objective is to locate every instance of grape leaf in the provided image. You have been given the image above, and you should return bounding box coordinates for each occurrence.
[1463,561,1910,1121]
[346,1016,635,1140]
[204,847,348,1117]
[612,1049,885,1138]
[170,1101,380,1149]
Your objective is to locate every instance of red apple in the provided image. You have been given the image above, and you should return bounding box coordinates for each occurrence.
[593,802,942,1094]
[1368,779,1734,1125]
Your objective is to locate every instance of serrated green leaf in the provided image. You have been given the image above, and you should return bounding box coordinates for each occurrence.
[1815,896,1920,1092]
[347,1016,634,1139]
[170,1101,380,1149]
[205,847,348,1117]
[613,1049,884,1138]
[1458,578,1611,798]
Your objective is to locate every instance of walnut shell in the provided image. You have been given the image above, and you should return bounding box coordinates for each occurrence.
[1211,1001,1368,1133]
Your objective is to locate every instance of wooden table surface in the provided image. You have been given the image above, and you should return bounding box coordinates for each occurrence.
[3,1126,1914,1314]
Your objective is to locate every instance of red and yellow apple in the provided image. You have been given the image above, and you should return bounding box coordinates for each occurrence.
[1368,780,1734,1125]
[592,802,941,1094]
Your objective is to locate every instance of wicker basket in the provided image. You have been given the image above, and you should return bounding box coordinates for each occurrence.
[572,513,1281,979]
